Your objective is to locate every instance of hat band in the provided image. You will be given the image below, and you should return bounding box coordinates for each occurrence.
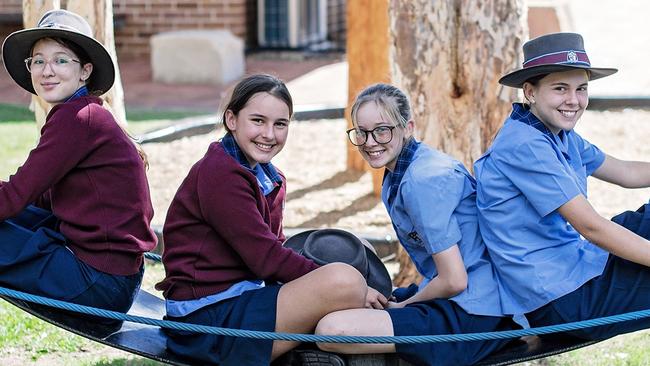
[39,22,82,33]
[523,50,590,68]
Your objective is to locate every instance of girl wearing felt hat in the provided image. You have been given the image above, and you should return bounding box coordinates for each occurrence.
[0,9,156,313]
[314,83,520,366]
[474,32,650,340]
[155,74,370,365]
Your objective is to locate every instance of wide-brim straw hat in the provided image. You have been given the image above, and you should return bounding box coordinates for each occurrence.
[499,32,617,88]
[2,9,115,94]
[284,229,393,298]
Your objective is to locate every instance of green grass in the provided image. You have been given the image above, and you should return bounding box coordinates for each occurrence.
[0,263,166,364]
[0,103,208,179]
[531,330,650,365]
[0,103,37,123]
[0,122,39,179]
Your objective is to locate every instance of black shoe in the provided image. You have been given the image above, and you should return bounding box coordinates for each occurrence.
[274,349,346,366]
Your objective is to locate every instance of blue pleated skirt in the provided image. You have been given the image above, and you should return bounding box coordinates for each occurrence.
[164,284,281,365]
[388,299,519,366]
[0,205,142,313]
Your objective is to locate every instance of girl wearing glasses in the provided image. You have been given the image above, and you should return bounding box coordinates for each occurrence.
[156,74,368,365]
[0,10,155,314]
[315,83,518,366]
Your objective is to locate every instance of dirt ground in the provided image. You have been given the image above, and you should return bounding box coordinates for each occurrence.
[143,108,650,241]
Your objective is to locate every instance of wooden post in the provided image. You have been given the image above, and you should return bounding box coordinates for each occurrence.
[67,0,127,128]
[22,0,60,134]
[346,0,391,195]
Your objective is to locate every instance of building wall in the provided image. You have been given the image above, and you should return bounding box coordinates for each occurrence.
[113,0,248,59]
[327,0,346,49]
[0,0,21,13]
[0,0,346,60]
[0,0,247,60]
[0,0,23,43]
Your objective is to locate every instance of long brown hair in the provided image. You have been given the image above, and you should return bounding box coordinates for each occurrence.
[34,37,148,168]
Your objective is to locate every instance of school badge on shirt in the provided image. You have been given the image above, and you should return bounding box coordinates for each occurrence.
[408,231,423,244]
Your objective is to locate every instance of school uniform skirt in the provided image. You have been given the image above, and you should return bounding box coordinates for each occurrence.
[0,205,143,313]
[526,203,650,340]
[388,298,519,366]
[164,284,282,366]
[526,254,650,341]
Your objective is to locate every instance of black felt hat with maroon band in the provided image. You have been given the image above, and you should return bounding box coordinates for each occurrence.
[283,228,393,298]
[499,32,617,88]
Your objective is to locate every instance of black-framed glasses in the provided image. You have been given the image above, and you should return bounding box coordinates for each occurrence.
[346,126,396,146]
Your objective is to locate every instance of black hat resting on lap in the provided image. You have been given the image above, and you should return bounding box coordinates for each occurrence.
[284,228,393,298]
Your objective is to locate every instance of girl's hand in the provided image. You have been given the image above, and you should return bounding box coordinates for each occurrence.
[365,286,388,309]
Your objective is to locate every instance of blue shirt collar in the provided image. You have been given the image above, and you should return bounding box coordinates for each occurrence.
[511,103,568,141]
[384,138,420,207]
[65,85,89,102]
[511,103,570,158]
[220,132,282,186]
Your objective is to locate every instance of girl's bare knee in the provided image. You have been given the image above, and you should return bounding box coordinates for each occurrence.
[319,263,366,304]
[315,314,347,352]
[315,313,343,336]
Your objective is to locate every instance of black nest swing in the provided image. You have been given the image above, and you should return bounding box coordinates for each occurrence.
[0,287,602,366]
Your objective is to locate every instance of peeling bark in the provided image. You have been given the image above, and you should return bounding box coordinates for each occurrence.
[390,0,525,168]
[388,0,526,287]
[67,0,127,127]
[23,0,60,133]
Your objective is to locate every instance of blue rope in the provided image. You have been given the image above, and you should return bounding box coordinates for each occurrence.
[144,251,161,262]
[1,285,650,344]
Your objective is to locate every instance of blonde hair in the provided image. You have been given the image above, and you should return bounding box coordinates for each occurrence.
[350,83,411,128]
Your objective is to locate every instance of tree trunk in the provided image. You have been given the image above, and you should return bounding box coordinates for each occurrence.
[22,0,127,133]
[390,0,525,166]
[388,0,526,287]
[67,0,127,128]
[22,0,60,134]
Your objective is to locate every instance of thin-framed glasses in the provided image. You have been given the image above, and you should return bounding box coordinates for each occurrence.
[346,126,396,146]
[24,55,80,73]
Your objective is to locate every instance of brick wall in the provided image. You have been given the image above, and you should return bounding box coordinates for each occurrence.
[0,0,346,60]
[0,0,21,14]
[0,0,23,42]
[113,0,248,59]
[0,0,247,60]
[327,0,346,49]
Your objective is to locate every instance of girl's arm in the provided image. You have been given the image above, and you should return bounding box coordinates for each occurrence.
[390,245,467,308]
[592,155,650,188]
[558,194,650,266]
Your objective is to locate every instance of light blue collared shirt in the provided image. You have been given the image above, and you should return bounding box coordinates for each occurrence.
[474,104,608,315]
[383,143,505,317]
[165,280,264,317]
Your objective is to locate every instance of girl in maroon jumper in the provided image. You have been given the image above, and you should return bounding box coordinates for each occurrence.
[156,74,370,365]
[0,10,156,313]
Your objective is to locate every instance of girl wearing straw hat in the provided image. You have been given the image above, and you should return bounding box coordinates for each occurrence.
[155,74,369,365]
[0,9,156,313]
[474,32,650,340]
[314,83,519,366]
